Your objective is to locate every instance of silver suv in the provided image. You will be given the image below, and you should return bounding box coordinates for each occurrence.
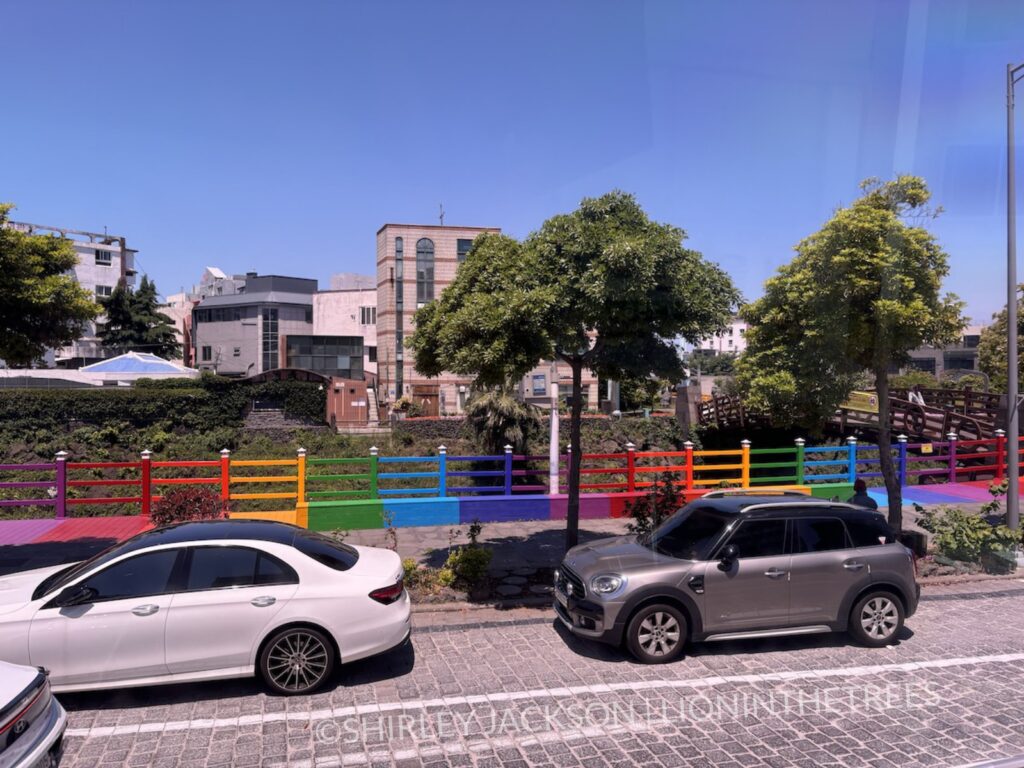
[554,493,919,663]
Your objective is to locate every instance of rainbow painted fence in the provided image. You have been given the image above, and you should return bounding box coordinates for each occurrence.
[0,430,1015,535]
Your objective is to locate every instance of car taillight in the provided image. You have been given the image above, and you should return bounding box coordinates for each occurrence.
[369,578,404,605]
[0,676,48,739]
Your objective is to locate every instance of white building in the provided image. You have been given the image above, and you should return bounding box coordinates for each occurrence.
[688,316,748,356]
[6,221,137,365]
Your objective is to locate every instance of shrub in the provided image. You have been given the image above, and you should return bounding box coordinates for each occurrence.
[918,504,1020,565]
[150,486,227,527]
[625,471,685,537]
[442,546,493,588]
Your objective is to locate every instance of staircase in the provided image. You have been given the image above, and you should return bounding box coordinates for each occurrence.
[367,386,380,426]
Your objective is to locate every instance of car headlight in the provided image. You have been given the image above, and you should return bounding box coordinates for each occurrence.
[590,574,625,596]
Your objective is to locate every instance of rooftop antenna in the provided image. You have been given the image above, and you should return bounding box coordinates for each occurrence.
[439,203,445,226]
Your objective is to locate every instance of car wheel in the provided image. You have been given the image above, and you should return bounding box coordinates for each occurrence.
[849,592,904,647]
[625,604,687,663]
[259,627,336,695]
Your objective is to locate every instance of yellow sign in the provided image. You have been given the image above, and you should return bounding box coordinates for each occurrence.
[840,391,879,414]
[920,443,933,455]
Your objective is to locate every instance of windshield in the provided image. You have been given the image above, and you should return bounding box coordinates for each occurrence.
[646,504,734,561]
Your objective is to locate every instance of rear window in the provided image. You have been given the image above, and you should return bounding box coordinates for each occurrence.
[293,530,360,570]
[846,516,896,547]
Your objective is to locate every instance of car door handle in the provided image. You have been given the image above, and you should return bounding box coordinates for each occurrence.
[763,569,788,579]
[843,561,865,571]
[131,604,159,617]
[250,596,276,607]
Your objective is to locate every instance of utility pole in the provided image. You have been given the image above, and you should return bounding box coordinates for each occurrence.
[1007,62,1024,530]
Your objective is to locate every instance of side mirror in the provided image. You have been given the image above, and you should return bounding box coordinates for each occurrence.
[717,544,739,571]
[55,585,97,608]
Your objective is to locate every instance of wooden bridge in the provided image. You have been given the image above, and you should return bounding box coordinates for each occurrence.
[699,387,1001,441]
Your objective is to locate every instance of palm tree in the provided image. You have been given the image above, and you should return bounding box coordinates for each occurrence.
[465,388,540,455]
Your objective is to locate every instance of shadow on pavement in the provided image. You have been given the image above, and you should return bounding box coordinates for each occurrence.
[423,526,621,570]
[0,538,117,577]
[553,617,915,663]
[58,639,416,711]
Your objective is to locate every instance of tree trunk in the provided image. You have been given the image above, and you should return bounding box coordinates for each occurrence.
[565,358,583,551]
[875,367,903,530]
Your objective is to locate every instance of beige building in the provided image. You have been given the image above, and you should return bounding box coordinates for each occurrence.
[312,274,378,376]
[375,223,597,416]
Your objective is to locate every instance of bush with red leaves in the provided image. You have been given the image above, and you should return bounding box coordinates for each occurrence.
[150,486,228,527]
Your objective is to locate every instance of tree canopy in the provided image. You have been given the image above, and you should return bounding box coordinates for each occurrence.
[98,275,181,359]
[738,176,964,528]
[977,288,1022,393]
[412,190,739,548]
[0,203,100,365]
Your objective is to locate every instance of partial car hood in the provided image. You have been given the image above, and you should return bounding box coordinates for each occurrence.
[563,535,692,580]
[0,659,42,699]
[0,564,69,615]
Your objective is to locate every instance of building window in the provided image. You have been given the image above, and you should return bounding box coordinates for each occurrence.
[367,346,377,363]
[233,347,241,357]
[963,334,980,349]
[95,250,112,266]
[305,308,313,323]
[261,307,279,372]
[416,238,434,305]
[95,285,113,298]
[457,238,473,263]
[201,346,212,362]
[284,335,364,378]
[360,306,376,325]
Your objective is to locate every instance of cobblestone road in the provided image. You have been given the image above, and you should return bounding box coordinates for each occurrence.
[58,580,1024,767]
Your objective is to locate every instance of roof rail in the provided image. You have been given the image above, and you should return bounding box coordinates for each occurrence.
[701,489,811,499]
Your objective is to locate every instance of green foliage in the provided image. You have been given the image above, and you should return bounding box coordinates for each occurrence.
[411,191,739,548]
[98,275,181,359]
[392,396,423,417]
[918,506,1020,565]
[150,486,227,527]
[890,370,939,390]
[977,288,1022,393]
[625,471,685,537]
[617,374,665,412]
[465,389,541,454]
[441,546,493,588]
[0,203,101,365]
[685,353,738,376]
[739,176,964,429]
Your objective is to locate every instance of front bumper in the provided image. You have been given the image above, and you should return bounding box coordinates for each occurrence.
[553,588,622,645]
[0,694,66,768]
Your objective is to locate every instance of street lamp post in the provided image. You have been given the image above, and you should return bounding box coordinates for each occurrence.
[1007,62,1024,531]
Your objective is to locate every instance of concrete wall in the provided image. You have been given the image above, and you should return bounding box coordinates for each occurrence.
[313,289,378,375]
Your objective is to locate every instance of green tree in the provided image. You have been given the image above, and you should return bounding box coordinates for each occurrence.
[98,275,181,358]
[0,204,100,365]
[738,176,964,530]
[412,191,739,548]
[465,388,541,454]
[978,289,1022,393]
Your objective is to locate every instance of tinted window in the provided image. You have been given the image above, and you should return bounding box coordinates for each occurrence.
[794,518,849,553]
[187,547,259,590]
[256,552,298,585]
[847,516,896,547]
[78,550,179,601]
[648,505,732,560]
[293,530,360,571]
[723,519,787,558]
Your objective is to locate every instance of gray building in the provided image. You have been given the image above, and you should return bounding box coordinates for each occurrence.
[191,274,316,377]
[905,325,984,377]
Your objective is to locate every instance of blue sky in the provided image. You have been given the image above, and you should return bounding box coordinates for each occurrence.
[3,0,1023,322]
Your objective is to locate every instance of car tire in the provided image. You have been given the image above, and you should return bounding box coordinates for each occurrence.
[848,591,904,647]
[259,626,337,695]
[625,603,687,664]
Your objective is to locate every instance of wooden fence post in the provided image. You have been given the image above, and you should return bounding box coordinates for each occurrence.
[846,437,858,484]
[140,450,152,516]
[438,445,447,498]
[503,444,513,496]
[625,442,636,492]
[369,446,379,498]
[740,439,751,488]
[55,451,67,520]
[947,431,958,484]
[995,429,1006,481]
[683,441,694,491]
[219,449,231,510]
[897,434,908,487]
[794,438,805,485]
[296,447,306,504]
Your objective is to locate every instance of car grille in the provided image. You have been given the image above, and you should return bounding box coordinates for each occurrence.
[556,564,586,599]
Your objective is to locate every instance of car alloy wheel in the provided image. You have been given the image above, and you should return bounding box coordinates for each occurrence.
[261,628,334,694]
[638,611,681,657]
[626,603,687,663]
[859,596,899,640]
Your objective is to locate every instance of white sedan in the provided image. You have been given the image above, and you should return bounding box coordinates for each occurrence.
[0,520,411,696]
[0,661,66,767]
